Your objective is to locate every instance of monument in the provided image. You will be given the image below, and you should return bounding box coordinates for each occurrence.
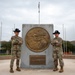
[21,24,54,69]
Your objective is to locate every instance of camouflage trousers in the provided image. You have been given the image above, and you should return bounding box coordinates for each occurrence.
[10,50,21,68]
[53,51,64,67]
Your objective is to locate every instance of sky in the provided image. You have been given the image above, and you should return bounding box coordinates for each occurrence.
[0,0,75,41]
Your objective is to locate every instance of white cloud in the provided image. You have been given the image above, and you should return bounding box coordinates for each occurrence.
[0,0,75,41]
[42,4,62,16]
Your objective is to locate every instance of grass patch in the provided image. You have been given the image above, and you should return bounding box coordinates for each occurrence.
[0,54,11,56]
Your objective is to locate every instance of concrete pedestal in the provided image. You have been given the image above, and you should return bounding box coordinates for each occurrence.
[21,24,54,69]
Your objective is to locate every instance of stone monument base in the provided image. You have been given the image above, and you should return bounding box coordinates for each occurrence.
[21,24,54,69]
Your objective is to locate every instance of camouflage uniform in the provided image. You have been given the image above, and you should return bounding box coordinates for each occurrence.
[10,36,22,69]
[51,37,64,70]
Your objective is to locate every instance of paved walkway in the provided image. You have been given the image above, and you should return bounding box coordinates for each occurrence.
[0,59,75,75]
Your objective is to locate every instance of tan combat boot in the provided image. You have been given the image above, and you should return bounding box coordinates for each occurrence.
[16,67,21,71]
[53,66,58,71]
[10,68,14,73]
[59,66,64,73]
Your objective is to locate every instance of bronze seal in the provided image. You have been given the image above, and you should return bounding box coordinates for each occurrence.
[25,27,51,52]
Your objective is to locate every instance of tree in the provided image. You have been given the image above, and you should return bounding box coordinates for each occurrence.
[6,41,11,54]
[62,41,75,54]
[0,41,11,54]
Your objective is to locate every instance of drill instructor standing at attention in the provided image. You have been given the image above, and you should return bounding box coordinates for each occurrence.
[10,28,23,73]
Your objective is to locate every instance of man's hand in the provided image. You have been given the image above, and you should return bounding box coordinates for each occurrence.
[12,39,19,45]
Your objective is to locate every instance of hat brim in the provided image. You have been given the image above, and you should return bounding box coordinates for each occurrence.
[13,30,20,32]
[53,32,60,34]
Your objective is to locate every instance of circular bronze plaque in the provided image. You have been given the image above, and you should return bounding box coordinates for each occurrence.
[25,27,51,52]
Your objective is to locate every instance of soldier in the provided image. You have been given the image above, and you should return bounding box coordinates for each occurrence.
[10,28,23,73]
[51,30,64,73]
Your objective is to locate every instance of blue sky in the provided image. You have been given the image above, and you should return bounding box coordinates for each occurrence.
[0,0,75,41]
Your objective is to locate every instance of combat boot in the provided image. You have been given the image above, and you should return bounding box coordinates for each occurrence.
[59,66,64,73]
[10,68,14,73]
[53,66,58,71]
[16,67,21,71]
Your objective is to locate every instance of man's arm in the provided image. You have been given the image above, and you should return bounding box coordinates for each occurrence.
[51,39,56,46]
[55,38,62,47]
[11,36,19,45]
[17,37,23,45]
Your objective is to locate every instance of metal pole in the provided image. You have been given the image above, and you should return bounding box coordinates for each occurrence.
[0,22,2,50]
[38,2,40,24]
[65,28,67,55]
[12,28,13,36]
[62,24,65,54]
[12,24,15,36]
[65,28,67,54]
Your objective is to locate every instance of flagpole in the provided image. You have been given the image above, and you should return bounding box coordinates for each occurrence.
[65,27,67,55]
[38,2,40,24]
[62,24,65,54]
[0,22,2,50]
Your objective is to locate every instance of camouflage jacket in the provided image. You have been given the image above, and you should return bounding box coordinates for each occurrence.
[11,36,23,50]
[51,37,63,52]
